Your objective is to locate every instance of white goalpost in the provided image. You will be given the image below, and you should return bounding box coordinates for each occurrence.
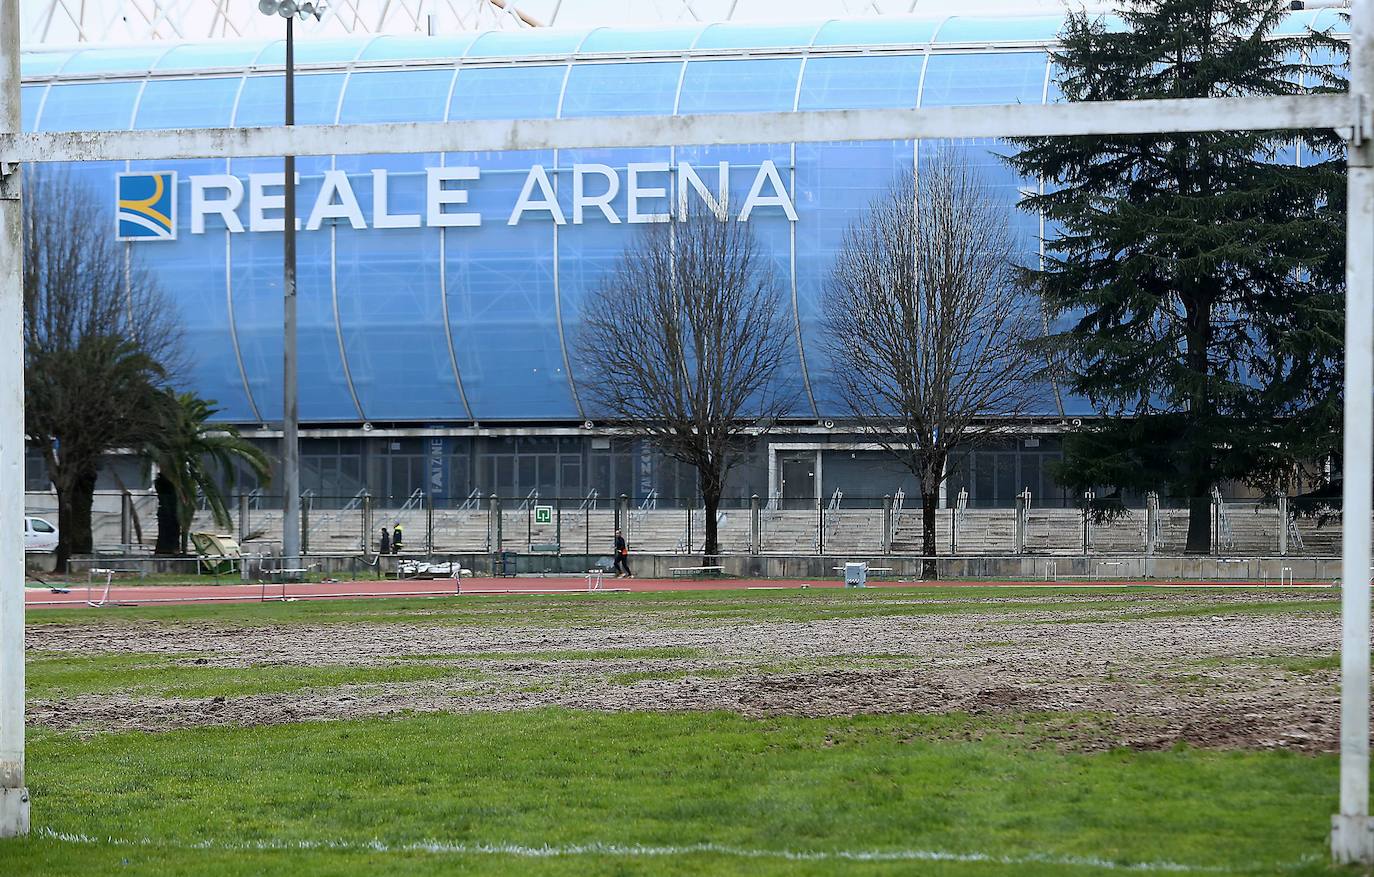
[1,0,1372,860]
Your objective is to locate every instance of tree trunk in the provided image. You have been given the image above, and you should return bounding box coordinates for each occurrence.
[179,496,194,556]
[703,489,721,561]
[1183,293,1213,556]
[920,491,938,581]
[1185,491,1212,555]
[154,472,180,555]
[918,453,944,581]
[699,455,726,561]
[54,465,97,573]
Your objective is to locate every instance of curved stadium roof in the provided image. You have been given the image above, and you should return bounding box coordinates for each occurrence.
[16,10,1350,425]
[13,0,1125,46]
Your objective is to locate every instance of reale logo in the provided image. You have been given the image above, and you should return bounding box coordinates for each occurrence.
[117,171,177,241]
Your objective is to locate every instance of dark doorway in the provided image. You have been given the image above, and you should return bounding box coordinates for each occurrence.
[780,455,816,506]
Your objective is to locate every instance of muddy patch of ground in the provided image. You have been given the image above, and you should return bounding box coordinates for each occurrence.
[26,590,1345,752]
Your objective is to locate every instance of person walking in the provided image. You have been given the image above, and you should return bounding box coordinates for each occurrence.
[392,523,403,555]
[613,528,633,578]
[379,526,391,557]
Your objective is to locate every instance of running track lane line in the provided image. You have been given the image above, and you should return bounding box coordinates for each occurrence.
[23,577,1335,609]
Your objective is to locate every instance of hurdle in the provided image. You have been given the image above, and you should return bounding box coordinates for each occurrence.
[85,567,138,608]
[1043,560,1092,582]
[259,575,288,603]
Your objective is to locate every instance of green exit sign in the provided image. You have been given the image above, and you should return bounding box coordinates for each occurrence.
[534,505,553,524]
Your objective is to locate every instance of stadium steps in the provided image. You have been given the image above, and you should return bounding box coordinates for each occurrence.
[1026,509,1089,554]
[104,499,1371,560]
[1086,513,1143,554]
[891,509,1015,555]
[817,509,885,555]
[759,510,820,554]
[1293,516,1342,556]
[1216,505,1281,556]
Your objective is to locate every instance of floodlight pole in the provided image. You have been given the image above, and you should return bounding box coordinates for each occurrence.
[1335,0,1374,864]
[281,14,301,570]
[0,0,28,838]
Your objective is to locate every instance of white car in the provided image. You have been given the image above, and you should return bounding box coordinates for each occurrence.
[24,516,57,553]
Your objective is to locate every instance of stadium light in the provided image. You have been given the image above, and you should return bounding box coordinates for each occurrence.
[258,1,327,21]
[256,0,326,574]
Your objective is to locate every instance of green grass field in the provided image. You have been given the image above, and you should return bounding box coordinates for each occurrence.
[0,587,1359,875]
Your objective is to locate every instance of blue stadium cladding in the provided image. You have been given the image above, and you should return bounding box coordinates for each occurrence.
[17,10,1346,426]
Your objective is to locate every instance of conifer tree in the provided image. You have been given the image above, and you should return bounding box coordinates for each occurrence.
[1007,0,1346,553]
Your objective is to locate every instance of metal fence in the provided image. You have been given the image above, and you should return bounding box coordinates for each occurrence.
[23,489,1350,559]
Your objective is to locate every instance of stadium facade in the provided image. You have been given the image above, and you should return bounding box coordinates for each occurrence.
[18,9,1347,510]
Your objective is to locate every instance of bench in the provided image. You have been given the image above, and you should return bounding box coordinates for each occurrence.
[95,544,153,556]
[670,565,724,578]
[88,566,145,582]
[530,543,561,553]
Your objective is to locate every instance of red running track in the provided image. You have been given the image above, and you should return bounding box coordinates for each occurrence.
[23,575,1333,609]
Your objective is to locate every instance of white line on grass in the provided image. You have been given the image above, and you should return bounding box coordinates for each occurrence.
[35,827,1320,873]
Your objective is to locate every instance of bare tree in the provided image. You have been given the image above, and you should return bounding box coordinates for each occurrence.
[823,150,1040,578]
[575,206,795,558]
[23,171,183,570]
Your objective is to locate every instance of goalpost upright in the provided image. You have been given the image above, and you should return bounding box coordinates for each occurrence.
[0,0,26,839]
[1335,1,1374,862]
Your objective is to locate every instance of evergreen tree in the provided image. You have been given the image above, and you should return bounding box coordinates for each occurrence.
[1006,0,1346,553]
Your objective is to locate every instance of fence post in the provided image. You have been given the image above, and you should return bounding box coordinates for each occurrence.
[807,497,818,560]
[1011,492,1022,552]
[556,499,562,556]
[1082,490,1094,556]
[362,493,372,554]
[584,504,590,557]
[750,494,760,555]
[1211,492,1220,557]
[616,494,627,534]
[300,495,310,557]
[1145,491,1158,556]
[884,494,895,555]
[426,492,434,557]
[238,493,249,546]
[490,494,501,555]
[1278,494,1289,556]
[120,492,132,548]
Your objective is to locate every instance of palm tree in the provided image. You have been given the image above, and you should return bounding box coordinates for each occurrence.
[147,391,272,555]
